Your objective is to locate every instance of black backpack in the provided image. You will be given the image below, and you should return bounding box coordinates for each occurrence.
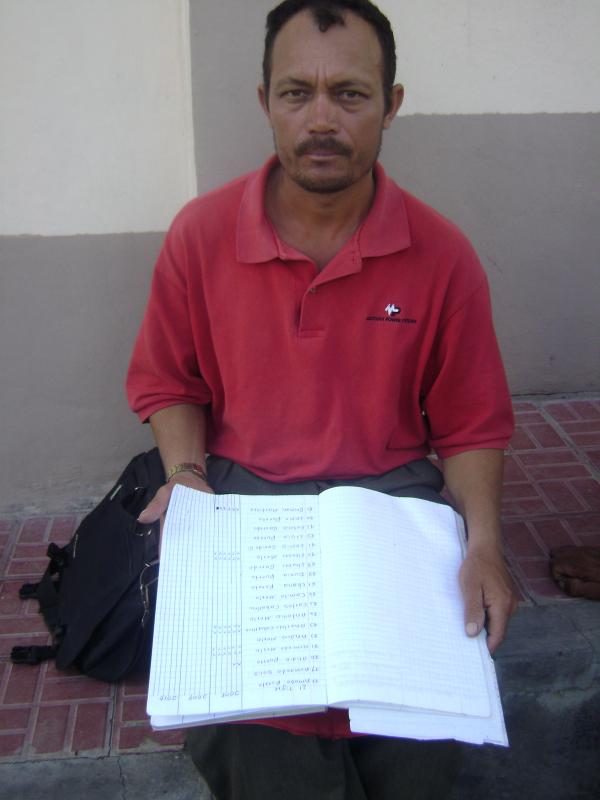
[11,448,165,682]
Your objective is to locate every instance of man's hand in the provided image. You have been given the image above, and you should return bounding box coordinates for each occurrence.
[459,544,517,654]
[442,449,518,655]
[139,403,212,526]
[138,472,214,525]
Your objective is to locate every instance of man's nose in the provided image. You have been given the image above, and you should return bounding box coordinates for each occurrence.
[307,92,339,133]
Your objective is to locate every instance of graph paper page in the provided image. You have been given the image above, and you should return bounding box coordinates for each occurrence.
[318,488,491,718]
[147,486,327,718]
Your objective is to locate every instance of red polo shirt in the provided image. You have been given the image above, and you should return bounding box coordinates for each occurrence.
[127,156,513,481]
[127,157,513,738]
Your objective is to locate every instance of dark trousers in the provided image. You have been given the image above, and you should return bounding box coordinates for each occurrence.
[205,454,446,505]
[187,456,460,800]
[187,723,461,800]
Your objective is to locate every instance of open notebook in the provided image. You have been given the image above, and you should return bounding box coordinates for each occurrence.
[147,485,507,746]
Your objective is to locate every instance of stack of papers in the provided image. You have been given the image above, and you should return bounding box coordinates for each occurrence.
[147,485,508,746]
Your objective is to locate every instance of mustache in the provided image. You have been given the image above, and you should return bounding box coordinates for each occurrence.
[295,137,352,158]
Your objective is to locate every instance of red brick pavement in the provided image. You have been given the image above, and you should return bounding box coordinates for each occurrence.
[502,397,600,599]
[1,396,599,761]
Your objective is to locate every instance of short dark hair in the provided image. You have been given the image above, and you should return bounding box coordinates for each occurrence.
[263,0,397,112]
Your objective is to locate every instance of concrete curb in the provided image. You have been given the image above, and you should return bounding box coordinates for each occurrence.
[0,750,212,800]
[450,600,600,799]
[496,601,600,693]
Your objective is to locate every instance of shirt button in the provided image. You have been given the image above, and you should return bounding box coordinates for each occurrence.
[309,287,317,294]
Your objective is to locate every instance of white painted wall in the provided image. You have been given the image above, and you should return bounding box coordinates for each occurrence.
[2,1,598,237]
[0,0,196,236]
[379,0,600,115]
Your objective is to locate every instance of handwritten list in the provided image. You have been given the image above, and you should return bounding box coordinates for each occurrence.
[148,490,327,717]
[241,497,325,709]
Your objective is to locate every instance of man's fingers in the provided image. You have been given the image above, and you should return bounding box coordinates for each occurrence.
[484,603,509,654]
[460,554,518,653]
[137,475,213,525]
[461,572,485,637]
[484,585,518,653]
[137,498,164,524]
[137,485,171,524]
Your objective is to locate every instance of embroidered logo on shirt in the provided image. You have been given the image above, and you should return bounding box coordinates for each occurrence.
[366,303,417,326]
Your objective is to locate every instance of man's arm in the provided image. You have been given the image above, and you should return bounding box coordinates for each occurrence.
[138,403,213,524]
[442,448,517,654]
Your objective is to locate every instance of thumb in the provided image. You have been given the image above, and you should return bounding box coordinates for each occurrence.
[461,570,485,637]
[137,484,172,524]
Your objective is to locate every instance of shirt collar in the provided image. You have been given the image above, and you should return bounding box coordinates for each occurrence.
[236,155,411,264]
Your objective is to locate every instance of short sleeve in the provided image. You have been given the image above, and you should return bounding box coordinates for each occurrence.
[126,226,212,422]
[423,276,514,458]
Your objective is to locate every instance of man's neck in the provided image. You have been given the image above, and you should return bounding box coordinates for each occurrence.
[265,164,375,269]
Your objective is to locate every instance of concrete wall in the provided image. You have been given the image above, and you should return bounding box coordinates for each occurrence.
[0,0,197,235]
[190,0,600,394]
[0,0,195,508]
[1,0,599,508]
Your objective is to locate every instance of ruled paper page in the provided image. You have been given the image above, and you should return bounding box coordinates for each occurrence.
[147,487,243,717]
[318,487,491,718]
[147,487,327,719]
[348,633,508,746]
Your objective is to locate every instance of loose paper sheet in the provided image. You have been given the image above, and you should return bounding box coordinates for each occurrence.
[348,631,508,746]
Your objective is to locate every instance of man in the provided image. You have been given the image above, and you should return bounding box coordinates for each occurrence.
[127,1,517,796]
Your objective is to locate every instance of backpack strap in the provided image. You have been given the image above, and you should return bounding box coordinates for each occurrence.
[17,547,65,629]
[19,582,40,600]
[47,542,69,571]
[35,570,64,633]
[11,645,57,665]
[13,544,68,668]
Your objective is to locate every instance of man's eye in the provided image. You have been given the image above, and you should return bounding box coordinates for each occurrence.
[339,90,363,101]
[283,89,308,99]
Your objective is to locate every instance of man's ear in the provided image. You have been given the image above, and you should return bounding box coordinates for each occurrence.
[258,84,271,120]
[383,83,404,129]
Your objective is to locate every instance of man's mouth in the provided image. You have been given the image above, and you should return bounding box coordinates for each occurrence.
[295,137,351,158]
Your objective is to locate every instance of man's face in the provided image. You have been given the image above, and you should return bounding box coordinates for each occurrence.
[259,10,402,194]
